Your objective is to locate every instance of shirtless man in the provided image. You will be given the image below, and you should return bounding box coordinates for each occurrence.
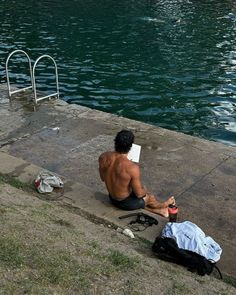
[98,130,175,217]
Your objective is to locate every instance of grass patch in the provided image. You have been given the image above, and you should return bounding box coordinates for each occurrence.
[222,274,236,288]
[172,281,190,295]
[0,235,90,293]
[34,252,85,285]
[0,234,139,294]
[53,218,73,228]
[137,236,153,248]
[88,240,100,250]
[0,209,141,287]
[0,173,33,192]
[107,249,139,270]
[0,206,7,214]
[0,236,24,267]
[40,203,53,210]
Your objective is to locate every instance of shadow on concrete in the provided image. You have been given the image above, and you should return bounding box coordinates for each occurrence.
[94,191,111,206]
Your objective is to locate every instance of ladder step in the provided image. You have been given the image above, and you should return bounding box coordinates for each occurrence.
[36,93,58,102]
[10,86,33,95]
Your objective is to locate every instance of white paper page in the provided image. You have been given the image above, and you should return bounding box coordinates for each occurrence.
[127,144,141,163]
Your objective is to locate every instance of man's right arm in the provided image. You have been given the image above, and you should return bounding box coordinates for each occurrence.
[129,164,147,198]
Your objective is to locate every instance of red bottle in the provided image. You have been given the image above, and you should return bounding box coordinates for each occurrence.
[168,205,178,222]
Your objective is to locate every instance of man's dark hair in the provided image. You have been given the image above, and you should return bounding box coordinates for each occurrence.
[114,130,134,153]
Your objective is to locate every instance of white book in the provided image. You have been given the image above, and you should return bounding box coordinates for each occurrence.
[127,144,141,163]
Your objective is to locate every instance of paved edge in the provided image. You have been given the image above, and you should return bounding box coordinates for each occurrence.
[0,150,165,238]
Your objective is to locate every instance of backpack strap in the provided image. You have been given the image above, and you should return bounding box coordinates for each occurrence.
[213,265,223,280]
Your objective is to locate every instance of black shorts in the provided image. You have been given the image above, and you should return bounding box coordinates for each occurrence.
[109,191,145,210]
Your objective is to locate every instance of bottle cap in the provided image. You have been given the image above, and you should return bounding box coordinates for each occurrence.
[168,205,178,214]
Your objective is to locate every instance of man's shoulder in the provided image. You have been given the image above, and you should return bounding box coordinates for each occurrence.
[127,161,140,175]
[129,161,139,169]
[99,151,114,161]
[123,158,138,170]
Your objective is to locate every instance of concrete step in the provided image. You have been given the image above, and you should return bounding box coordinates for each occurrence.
[0,151,164,241]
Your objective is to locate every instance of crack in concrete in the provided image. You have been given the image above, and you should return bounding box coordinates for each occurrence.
[175,155,231,200]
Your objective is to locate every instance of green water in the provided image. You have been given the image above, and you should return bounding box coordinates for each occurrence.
[0,0,236,145]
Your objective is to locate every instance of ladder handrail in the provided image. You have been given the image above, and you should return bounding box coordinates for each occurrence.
[33,54,59,104]
[6,49,33,98]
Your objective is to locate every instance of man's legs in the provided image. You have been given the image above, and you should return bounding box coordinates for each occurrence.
[143,194,175,217]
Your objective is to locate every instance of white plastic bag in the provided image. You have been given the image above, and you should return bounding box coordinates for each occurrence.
[34,171,64,193]
[122,228,135,238]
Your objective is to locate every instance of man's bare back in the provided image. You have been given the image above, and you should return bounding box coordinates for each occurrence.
[99,151,146,200]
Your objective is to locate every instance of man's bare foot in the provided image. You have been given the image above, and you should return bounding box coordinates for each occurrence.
[145,207,169,218]
[165,196,175,207]
[157,207,169,218]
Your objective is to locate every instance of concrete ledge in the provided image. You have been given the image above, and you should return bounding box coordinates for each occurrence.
[0,86,236,277]
[0,151,164,240]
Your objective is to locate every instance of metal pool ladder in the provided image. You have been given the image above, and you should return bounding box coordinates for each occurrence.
[33,54,59,104]
[6,50,59,104]
[6,49,33,97]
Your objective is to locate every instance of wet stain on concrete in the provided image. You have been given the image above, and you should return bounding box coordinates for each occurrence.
[218,161,236,175]
[8,163,30,178]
